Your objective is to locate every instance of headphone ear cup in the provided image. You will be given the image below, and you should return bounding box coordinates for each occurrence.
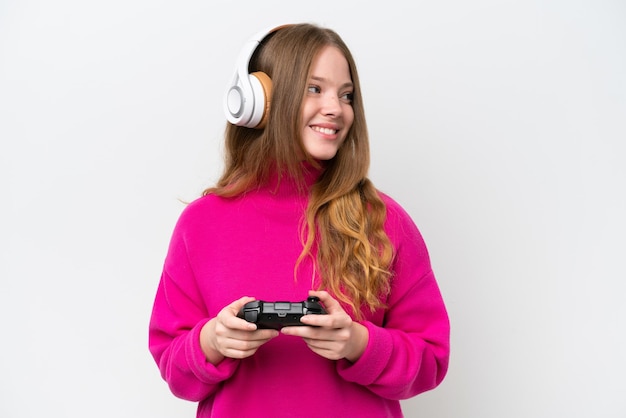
[224,25,288,128]
[249,71,273,129]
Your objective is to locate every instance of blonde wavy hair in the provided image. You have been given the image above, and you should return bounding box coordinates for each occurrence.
[203,24,393,319]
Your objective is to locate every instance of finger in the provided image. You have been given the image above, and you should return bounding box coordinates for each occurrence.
[220,296,258,331]
[305,345,344,361]
[214,329,278,360]
[308,290,343,314]
[298,313,327,327]
[281,324,333,341]
[220,340,266,359]
[280,325,312,337]
[308,291,356,331]
[225,331,279,349]
[228,296,257,314]
[225,315,258,331]
[219,327,279,342]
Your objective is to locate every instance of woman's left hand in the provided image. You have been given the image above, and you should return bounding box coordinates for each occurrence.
[280,290,369,362]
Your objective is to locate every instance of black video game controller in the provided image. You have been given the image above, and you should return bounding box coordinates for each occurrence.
[237,296,327,329]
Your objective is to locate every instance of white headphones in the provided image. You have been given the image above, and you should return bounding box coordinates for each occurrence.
[223,25,290,129]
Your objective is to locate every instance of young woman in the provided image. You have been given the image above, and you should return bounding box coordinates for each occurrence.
[149,23,450,417]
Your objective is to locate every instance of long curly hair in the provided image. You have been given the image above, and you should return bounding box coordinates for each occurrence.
[203,24,393,319]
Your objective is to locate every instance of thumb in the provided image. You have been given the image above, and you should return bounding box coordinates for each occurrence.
[229,296,257,315]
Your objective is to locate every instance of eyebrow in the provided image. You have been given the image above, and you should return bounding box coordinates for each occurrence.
[310,76,354,89]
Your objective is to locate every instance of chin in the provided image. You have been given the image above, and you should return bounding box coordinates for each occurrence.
[305,145,341,161]
[309,152,338,161]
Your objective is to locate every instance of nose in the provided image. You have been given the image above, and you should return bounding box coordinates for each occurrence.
[321,92,342,116]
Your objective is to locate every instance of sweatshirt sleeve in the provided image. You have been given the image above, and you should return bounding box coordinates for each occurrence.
[148,206,240,401]
[336,197,450,400]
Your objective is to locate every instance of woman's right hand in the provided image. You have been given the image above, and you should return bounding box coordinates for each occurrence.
[200,296,279,364]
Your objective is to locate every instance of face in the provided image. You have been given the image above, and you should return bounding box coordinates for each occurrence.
[300,46,355,161]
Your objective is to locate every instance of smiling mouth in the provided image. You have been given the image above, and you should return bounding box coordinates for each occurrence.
[311,126,338,135]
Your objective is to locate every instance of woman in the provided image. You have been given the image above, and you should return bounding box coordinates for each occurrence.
[149,23,450,417]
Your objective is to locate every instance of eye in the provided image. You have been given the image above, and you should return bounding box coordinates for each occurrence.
[340,91,354,103]
[307,85,321,94]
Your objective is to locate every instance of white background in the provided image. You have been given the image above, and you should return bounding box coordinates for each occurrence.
[1,1,625,417]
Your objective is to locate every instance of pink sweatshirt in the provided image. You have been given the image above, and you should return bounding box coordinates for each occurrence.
[149,169,450,417]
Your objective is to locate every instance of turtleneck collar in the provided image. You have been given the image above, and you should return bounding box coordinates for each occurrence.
[262,160,325,197]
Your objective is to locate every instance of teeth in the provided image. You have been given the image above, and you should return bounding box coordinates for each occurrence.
[312,126,337,135]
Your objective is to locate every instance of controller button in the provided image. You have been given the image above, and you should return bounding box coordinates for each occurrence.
[244,311,258,322]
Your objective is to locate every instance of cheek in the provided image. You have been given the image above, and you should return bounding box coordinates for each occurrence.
[344,108,355,131]
[300,101,315,124]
